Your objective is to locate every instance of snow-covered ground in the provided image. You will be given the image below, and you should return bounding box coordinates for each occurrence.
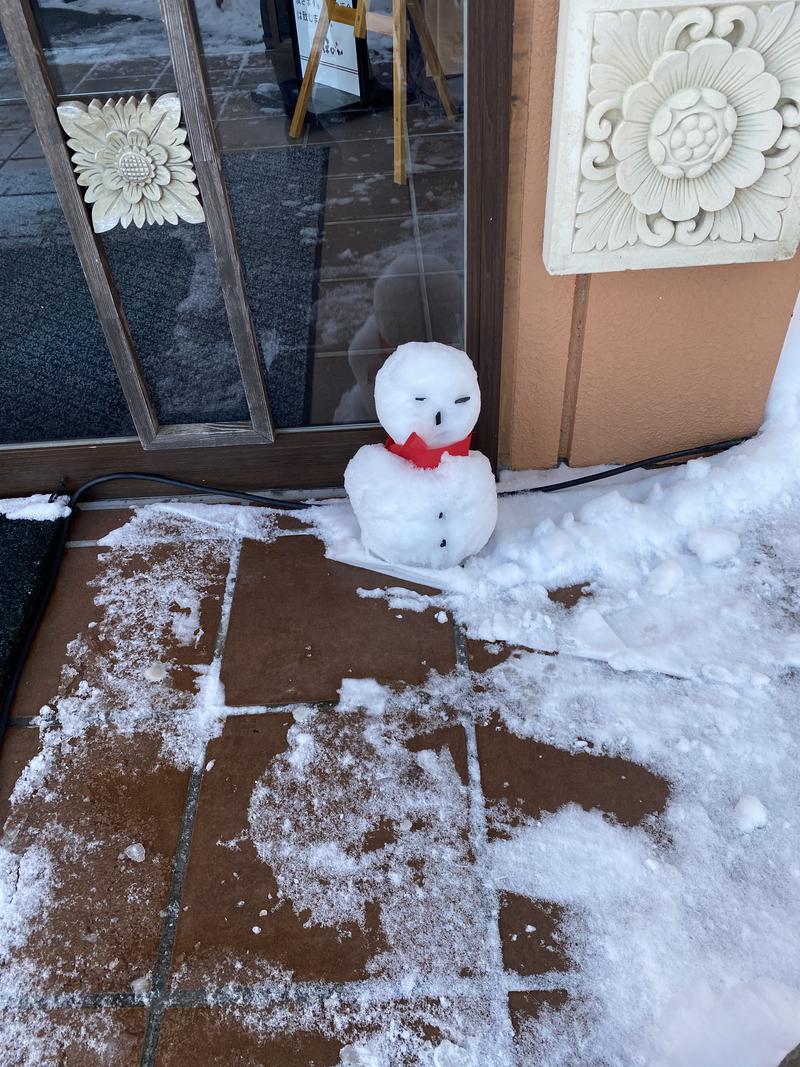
[307,291,800,1065]
[30,0,264,61]
[2,293,800,1065]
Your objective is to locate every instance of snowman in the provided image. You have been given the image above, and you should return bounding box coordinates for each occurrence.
[344,342,498,568]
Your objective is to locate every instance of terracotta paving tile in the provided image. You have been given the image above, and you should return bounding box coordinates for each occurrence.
[220,535,455,705]
[156,997,474,1065]
[10,547,108,719]
[68,507,134,543]
[1,729,189,995]
[91,543,228,699]
[548,582,591,609]
[467,640,530,674]
[1,1007,146,1066]
[498,893,570,975]
[0,724,40,823]
[173,709,474,987]
[466,586,590,675]
[508,989,570,1035]
[156,1009,342,1067]
[172,713,383,986]
[11,542,229,718]
[476,714,670,834]
[405,721,469,786]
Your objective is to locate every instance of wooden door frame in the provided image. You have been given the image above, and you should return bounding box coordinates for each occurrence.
[0,0,513,498]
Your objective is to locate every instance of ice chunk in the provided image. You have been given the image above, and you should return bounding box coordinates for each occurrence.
[734,795,768,832]
[144,661,168,682]
[648,560,683,596]
[123,842,146,863]
[688,528,740,564]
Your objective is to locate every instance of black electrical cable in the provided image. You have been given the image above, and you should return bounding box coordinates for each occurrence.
[0,436,749,748]
[499,436,748,495]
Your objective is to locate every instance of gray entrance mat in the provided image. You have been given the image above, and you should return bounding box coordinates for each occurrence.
[0,514,62,721]
[0,144,328,443]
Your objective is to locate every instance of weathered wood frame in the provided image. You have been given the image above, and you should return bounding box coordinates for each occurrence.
[0,0,512,494]
[0,0,275,451]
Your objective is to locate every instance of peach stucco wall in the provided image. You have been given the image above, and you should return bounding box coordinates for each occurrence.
[499,0,800,469]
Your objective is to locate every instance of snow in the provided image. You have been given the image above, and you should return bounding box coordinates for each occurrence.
[734,794,769,833]
[309,291,800,1063]
[3,298,800,1063]
[339,1040,480,1066]
[345,344,497,567]
[324,306,800,680]
[33,0,264,63]
[687,526,740,563]
[345,446,497,568]
[650,979,800,1067]
[0,495,69,521]
[373,343,481,450]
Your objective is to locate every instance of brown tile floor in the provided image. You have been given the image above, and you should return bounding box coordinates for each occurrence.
[220,532,455,705]
[0,507,670,1064]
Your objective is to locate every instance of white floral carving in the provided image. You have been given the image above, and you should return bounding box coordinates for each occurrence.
[57,94,205,234]
[573,2,800,254]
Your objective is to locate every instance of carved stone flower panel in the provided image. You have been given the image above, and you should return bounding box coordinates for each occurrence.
[57,94,205,234]
[544,0,800,273]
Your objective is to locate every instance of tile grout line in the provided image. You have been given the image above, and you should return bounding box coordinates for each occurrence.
[138,537,243,1067]
[19,969,564,1014]
[137,768,203,1065]
[454,623,517,1060]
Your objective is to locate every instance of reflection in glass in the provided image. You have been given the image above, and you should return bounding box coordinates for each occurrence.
[101,223,250,427]
[198,0,467,428]
[30,1,251,429]
[0,36,134,445]
[13,0,467,435]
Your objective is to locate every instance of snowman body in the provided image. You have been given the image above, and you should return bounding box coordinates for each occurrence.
[344,342,498,569]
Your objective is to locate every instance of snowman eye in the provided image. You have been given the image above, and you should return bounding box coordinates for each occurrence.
[415,397,426,402]
[455,396,471,404]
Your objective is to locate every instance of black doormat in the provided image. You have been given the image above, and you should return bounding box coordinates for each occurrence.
[0,145,328,444]
[0,514,63,718]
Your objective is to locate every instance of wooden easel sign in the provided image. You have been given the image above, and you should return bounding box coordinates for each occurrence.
[291,0,363,97]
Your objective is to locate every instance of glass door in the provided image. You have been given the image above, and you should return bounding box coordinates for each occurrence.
[0,0,506,491]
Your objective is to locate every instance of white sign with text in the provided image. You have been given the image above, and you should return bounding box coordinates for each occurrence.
[293,0,360,97]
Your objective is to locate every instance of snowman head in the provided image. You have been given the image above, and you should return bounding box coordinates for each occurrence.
[374,342,481,448]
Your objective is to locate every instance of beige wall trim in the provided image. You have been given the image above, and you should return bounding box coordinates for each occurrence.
[500,0,800,471]
[558,274,591,460]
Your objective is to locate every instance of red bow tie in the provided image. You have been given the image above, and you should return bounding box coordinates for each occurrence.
[385,432,471,469]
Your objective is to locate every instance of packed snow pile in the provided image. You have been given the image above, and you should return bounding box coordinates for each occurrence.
[0,495,69,521]
[321,299,800,684]
[306,297,800,1064]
